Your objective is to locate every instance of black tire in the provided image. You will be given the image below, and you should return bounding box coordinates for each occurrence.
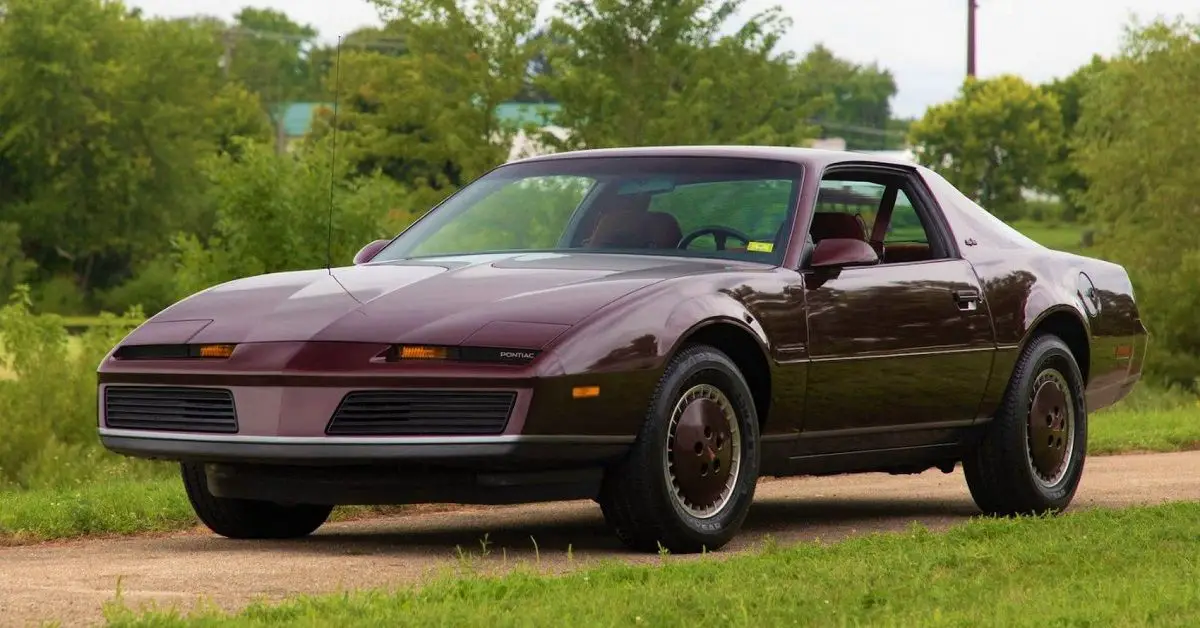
[180,462,333,539]
[598,344,761,553]
[963,333,1087,516]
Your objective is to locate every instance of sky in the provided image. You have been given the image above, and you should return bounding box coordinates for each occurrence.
[127,0,1200,119]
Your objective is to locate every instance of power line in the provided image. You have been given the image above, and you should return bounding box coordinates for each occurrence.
[222,26,409,52]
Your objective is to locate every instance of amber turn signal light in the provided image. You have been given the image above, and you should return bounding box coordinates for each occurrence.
[572,386,600,399]
[197,344,236,358]
[398,345,450,360]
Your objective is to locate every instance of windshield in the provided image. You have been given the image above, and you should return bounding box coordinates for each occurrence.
[372,156,804,265]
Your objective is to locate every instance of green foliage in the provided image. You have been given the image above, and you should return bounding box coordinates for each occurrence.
[909,74,1064,220]
[96,256,186,317]
[0,222,34,298]
[0,0,268,296]
[174,140,404,293]
[317,0,538,208]
[795,44,899,150]
[1073,17,1200,389]
[227,7,321,151]
[0,286,163,490]
[1041,55,1108,221]
[30,274,88,315]
[538,0,818,149]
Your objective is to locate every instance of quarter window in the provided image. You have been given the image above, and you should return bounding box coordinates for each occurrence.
[811,172,944,264]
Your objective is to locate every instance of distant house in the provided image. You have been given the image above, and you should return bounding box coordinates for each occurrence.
[277,102,331,151]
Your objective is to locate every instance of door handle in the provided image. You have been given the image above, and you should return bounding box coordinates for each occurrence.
[953,289,982,311]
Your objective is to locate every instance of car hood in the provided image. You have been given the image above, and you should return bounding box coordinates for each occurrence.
[140,252,738,347]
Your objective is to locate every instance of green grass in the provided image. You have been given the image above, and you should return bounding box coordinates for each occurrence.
[1091,406,1200,453]
[0,478,194,543]
[1009,220,1088,253]
[0,476,411,544]
[103,501,1200,627]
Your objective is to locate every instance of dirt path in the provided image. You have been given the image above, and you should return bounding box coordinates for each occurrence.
[3,450,1199,627]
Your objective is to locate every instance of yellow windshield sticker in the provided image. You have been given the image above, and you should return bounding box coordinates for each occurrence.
[746,241,774,253]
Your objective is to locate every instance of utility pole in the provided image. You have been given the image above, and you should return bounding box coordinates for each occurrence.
[966,0,977,78]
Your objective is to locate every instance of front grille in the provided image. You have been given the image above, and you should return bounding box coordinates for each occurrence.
[104,386,238,433]
[326,390,516,436]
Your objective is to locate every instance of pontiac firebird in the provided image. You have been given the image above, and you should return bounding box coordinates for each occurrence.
[97,146,1147,553]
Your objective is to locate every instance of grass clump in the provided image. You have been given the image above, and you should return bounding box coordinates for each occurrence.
[0,478,193,543]
[1091,385,1200,453]
[103,501,1200,627]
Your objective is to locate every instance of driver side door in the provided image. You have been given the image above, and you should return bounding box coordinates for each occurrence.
[797,168,995,456]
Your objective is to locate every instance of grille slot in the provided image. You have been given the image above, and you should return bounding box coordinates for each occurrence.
[104,386,238,433]
[327,390,516,436]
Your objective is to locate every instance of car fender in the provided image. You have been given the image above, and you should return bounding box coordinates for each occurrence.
[661,293,772,364]
[540,273,771,376]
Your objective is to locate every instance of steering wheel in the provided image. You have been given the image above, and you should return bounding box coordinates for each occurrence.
[677,225,753,251]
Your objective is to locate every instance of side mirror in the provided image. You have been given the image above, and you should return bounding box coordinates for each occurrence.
[353,239,390,265]
[809,238,879,269]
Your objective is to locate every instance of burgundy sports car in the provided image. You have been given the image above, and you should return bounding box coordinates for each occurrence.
[97,146,1147,553]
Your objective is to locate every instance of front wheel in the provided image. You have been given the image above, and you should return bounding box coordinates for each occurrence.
[599,344,761,553]
[963,333,1088,516]
[181,462,333,539]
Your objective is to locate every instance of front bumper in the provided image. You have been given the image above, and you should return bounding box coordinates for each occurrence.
[97,340,651,469]
[99,429,632,467]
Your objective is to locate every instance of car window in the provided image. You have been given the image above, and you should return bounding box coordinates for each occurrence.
[647,179,794,252]
[405,175,594,257]
[815,180,883,234]
[884,190,929,245]
[371,156,804,265]
[811,172,946,265]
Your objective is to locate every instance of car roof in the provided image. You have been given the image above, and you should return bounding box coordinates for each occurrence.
[506,145,919,170]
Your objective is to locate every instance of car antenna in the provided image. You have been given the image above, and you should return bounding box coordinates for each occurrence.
[325,35,343,276]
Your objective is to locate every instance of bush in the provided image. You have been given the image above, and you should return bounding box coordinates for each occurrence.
[0,286,168,490]
[30,274,88,315]
[1073,19,1200,390]
[96,256,186,318]
[174,139,406,293]
[0,222,35,300]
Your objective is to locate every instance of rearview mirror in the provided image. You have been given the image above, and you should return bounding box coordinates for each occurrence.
[809,238,879,269]
[353,239,390,265]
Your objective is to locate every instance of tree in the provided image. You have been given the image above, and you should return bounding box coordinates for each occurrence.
[0,0,265,299]
[537,0,818,149]
[1042,55,1108,221]
[173,139,407,298]
[1073,18,1200,388]
[312,0,538,211]
[908,74,1063,220]
[793,44,899,150]
[225,8,321,153]
[0,223,34,299]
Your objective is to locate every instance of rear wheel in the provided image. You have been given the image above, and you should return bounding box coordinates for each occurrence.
[181,462,332,539]
[599,344,761,553]
[963,333,1087,516]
